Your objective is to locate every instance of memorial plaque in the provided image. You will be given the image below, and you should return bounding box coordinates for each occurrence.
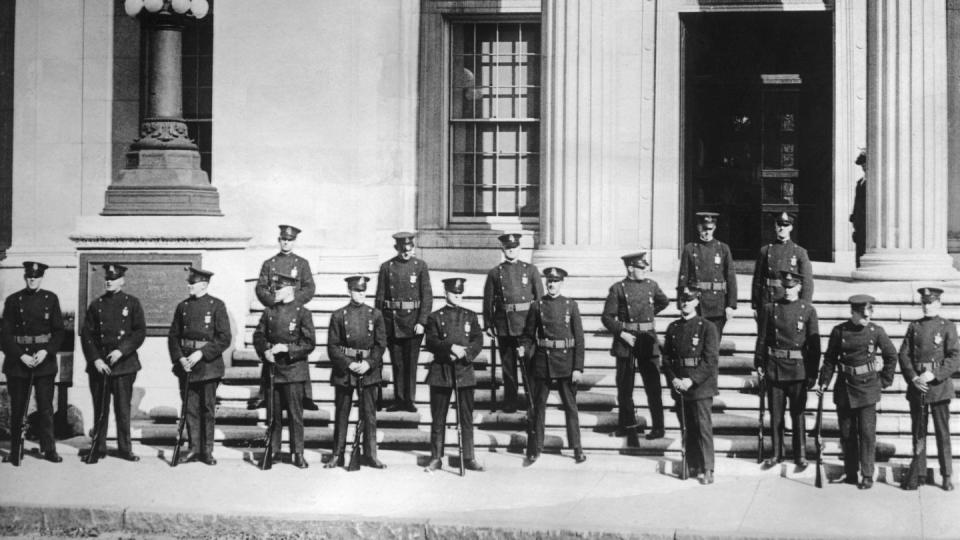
[78,253,201,337]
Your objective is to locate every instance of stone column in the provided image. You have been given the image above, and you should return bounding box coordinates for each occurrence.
[103,0,220,216]
[534,0,623,276]
[854,0,958,279]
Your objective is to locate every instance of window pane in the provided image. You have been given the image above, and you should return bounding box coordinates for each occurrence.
[520,186,539,216]
[449,21,540,218]
[180,0,212,177]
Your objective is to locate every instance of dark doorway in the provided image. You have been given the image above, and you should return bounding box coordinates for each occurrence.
[681,12,833,261]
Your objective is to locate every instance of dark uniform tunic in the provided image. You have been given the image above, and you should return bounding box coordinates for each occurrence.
[1,288,65,455]
[754,298,821,462]
[483,260,544,407]
[678,238,738,335]
[750,240,814,311]
[424,304,483,460]
[327,302,386,457]
[254,252,316,405]
[375,255,432,408]
[253,302,316,454]
[80,291,146,455]
[898,315,960,478]
[850,176,866,266]
[662,315,719,474]
[167,294,231,456]
[818,321,897,478]
[600,277,669,430]
[520,295,585,456]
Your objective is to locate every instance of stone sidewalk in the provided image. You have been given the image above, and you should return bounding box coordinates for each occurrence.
[0,441,958,539]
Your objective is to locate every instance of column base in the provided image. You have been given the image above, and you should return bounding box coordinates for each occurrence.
[852,251,960,281]
[102,149,222,216]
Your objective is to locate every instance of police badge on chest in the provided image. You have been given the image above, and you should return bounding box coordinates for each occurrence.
[692,335,700,347]
[204,313,212,325]
[714,253,721,265]
[934,332,943,346]
[289,320,296,333]
[522,273,528,285]
[790,255,797,267]
[465,320,471,333]
[122,306,129,317]
[409,274,417,284]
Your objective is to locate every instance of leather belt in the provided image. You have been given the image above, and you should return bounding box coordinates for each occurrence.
[501,301,532,313]
[622,322,655,332]
[696,281,727,292]
[914,360,941,371]
[15,334,51,345]
[180,339,208,349]
[383,300,420,310]
[340,347,373,359]
[765,278,782,287]
[537,338,576,349]
[676,357,700,367]
[768,347,802,360]
[841,363,875,376]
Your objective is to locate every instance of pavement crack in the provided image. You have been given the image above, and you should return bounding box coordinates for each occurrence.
[736,477,763,533]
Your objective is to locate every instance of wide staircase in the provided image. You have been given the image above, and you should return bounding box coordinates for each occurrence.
[138,271,960,467]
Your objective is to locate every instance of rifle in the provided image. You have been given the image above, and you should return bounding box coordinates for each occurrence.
[9,371,34,465]
[757,372,766,464]
[347,373,366,471]
[451,363,465,476]
[258,364,276,470]
[84,371,110,464]
[489,334,499,412]
[678,391,688,480]
[516,346,535,438]
[171,373,189,467]
[814,390,825,488]
[902,394,928,489]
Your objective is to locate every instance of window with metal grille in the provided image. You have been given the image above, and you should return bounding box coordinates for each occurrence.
[181,2,212,178]
[450,22,540,219]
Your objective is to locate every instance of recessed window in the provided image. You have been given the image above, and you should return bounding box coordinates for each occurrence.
[181,2,213,178]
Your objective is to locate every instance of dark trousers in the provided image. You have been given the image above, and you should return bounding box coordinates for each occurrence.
[676,395,715,473]
[528,377,581,455]
[615,356,638,427]
[637,358,664,431]
[496,335,524,405]
[332,384,378,457]
[89,372,136,454]
[909,398,953,477]
[388,334,423,407]
[270,382,305,454]
[181,378,219,456]
[429,385,475,460]
[837,403,877,478]
[257,364,313,403]
[706,315,727,338]
[768,379,807,462]
[7,374,56,454]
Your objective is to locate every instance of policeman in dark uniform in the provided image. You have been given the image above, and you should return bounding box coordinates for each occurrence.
[520,267,586,464]
[754,270,821,468]
[252,272,316,468]
[167,267,232,465]
[899,287,960,491]
[424,277,485,472]
[601,251,669,439]
[375,231,433,413]
[251,224,317,411]
[850,150,867,267]
[326,275,387,469]
[483,232,544,413]
[662,286,720,485]
[1,262,65,464]
[678,212,738,336]
[80,263,147,462]
[750,212,814,318]
[817,294,897,489]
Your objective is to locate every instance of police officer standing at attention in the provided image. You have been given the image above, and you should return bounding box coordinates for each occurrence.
[167,267,232,466]
[754,270,820,468]
[483,232,543,413]
[520,267,586,464]
[251,224,317,411]
[817,294,897,489]
[1,262,65,464]
[662,287,720,485]
[326,275,387,469]
[601,251,669,439]
[899,287,960,491]
[376,232,433,413]
[678,212,737,336]
[751,212,814,319]
[424,277,485,472]
[253,272,316,468]
[80,264,147,462]
[850,151,867,268]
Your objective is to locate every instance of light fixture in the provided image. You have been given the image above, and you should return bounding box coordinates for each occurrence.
[143,0,164,13]
[171,0,191,14]
[190,0,210,19]
[124,0,144,17]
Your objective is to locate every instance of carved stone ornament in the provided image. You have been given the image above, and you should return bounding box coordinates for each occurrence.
[134,118,197,150]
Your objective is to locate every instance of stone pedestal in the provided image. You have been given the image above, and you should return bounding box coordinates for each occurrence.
[854,0,958,280]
